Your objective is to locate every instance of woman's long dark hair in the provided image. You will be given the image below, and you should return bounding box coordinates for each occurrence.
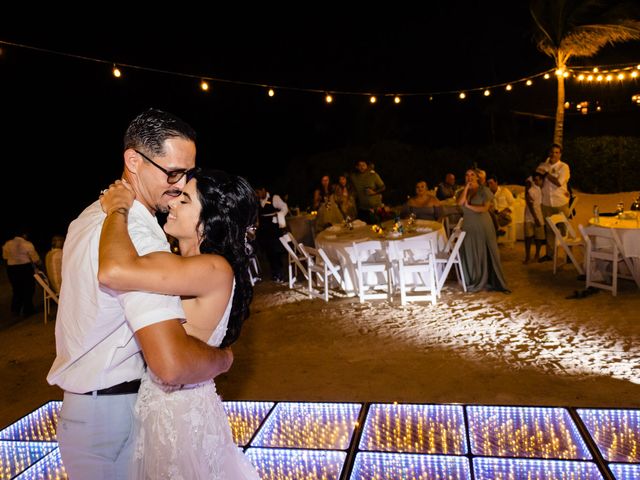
[194,169,258,347]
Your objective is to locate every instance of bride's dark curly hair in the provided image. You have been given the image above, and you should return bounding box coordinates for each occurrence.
[193,169,258,348]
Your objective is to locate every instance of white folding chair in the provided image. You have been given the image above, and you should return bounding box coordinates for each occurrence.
[393,237,438,306]
[279,233,309,288]
[568,195,579,219]
[578,224,636,296]
[298,245,345,301]
[33,270,58,324]
[434,229,467,294]
[247,254,262,286]
[545,213,584,275]
[351,240,393,303]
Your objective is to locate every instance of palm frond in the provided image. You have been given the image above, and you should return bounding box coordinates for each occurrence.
[560,22,640,57]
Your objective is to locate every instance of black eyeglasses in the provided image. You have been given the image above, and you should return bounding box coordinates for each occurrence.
[134,149,196,185]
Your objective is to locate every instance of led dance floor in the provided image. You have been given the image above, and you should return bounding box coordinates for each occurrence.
[1,401,638,479]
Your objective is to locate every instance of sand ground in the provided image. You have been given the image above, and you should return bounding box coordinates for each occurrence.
[1,190,639,429]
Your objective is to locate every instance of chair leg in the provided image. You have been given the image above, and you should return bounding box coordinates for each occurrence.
[612,256,618,296]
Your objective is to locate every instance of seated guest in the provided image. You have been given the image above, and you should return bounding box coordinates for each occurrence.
[312,174,333,210]
[334,173,357,220]
[45,234,65,294]
[400,180,441,220]
[436,173,458,201]
[487,174,514,237]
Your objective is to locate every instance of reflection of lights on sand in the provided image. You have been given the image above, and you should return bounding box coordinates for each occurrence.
[259,288,639,385]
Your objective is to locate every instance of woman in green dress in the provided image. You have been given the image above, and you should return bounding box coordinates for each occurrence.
[457,169,509,292]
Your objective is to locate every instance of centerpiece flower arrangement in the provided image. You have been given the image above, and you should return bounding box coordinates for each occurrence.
[371,224,384,235]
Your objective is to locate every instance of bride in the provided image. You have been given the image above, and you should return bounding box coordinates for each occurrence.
[98,170,260,479]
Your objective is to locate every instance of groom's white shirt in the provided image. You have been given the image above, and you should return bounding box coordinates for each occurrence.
[47,199,185,394]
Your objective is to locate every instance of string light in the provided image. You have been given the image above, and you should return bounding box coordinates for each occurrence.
[459,92,466,99]
[200,80,209,91]
[484,89,491,96]
[0,39,638,104]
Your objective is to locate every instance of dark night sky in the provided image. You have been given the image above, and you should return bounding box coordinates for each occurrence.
[1,5,639,250]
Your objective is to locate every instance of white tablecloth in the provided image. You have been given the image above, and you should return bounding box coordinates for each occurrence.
[588,215,640,283]
[315,220,446,294]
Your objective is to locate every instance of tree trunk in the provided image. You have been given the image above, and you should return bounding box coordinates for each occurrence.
[554,70,565,147]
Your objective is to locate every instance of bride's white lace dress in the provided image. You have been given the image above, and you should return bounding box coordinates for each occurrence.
[130,283,259,479]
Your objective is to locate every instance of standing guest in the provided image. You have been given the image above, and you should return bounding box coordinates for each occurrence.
[255,185,288,282]
[523,173,546,264]
[2,229,40,317]
[436,173,458,201]
[312,174,333,210]
[334,173,357,220]
[47,108,232,480]
[537,143,571,263]
[457,169,509,292]
[45,234,65,294]
[350,159,385,224]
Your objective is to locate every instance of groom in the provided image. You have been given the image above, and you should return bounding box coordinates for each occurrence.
[47,109,233,479]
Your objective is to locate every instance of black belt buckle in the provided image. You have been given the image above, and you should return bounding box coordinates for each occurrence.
[83,379,141,396]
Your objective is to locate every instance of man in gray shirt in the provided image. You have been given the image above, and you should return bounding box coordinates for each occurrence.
[350,160,385,224]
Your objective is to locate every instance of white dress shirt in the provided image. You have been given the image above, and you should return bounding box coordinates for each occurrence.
[2,236,40,265]
[540,160,570,207]
[525,185,543,223]
[492,186,514,212]
[47,200,185,394]
[260,192,289,228]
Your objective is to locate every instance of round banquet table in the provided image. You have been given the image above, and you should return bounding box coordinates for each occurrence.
[588,214,640,284]
[315,220,446,295]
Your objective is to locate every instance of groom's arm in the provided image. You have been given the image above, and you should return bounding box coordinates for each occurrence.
[135,320,233,385]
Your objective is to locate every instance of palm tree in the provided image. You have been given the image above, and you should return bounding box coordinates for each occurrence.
[530,0,640,146]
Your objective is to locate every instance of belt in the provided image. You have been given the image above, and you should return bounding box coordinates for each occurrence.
[82,379,141,396]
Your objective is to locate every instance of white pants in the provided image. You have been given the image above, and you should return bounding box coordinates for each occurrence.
[57,391,137,480]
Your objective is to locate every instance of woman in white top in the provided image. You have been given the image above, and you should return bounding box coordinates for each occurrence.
[99,169,260,479]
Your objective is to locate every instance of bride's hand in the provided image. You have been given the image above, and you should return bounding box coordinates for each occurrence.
[100,179,135,215]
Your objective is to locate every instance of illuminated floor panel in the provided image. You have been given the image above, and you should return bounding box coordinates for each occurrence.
[473,457,603,480]
[350,452,471,480]
[0,401,61,442]
[609,463,640,480]
[1,401,638,479]
[223,401,275,446]
[14,448,67,480]
[245,447,346,480]
[467,406,592,459]
[578,409,640,463]
[251,402,362,450]
[0,441,57,479]
[359,403,467,454]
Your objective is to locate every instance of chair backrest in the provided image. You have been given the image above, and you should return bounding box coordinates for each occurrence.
[568,195,578,219]
[546,212,579,241]
[34,270,59,304]
[351,240,389,265]
[279,233,309,276]
[392,236,434,264]
[578,224,617,254]
[300,245,343,284]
